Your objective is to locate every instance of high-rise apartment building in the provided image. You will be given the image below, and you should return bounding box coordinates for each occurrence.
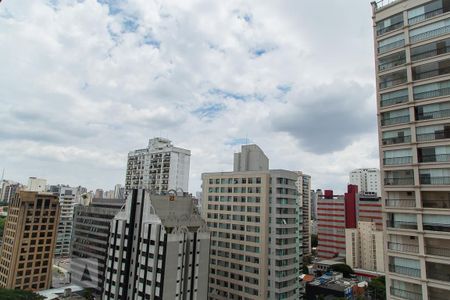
[0,181,22,203]
[310,189,322,221]
[203,145,303,300]
[0,191,60,291]
[349,168,381,195]
[372,1,450,298]
[27,177,47,192]
[71,197,125,296]
[298,173,312,255]
[102,190,210,300]
[125,137,191,194]
[55,186,76,257]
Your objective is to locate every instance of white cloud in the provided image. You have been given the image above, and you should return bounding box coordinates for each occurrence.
[0,0,378,193]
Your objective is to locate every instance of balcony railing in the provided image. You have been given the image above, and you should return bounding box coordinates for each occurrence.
[381,115,410,126]
[379,57,406,72]
[408,8,443,25]
[426,245,450,257]
[380,95,408,107]
[416,108,450,121]
[419,153,450,163]
[389,264,421,277]
[419,176,450,185]
[410,25,450,43]
[382,135,411,145]
[386,198,416,207]
[384,156,413,165]
[422,198,450,208]
[414,66,450,81]
[388,241,419,253]
[387,220,418,230]
[384,177,414,185]
[411,45,450,62]
[380,77,408,89]
[416,131,450,142]
[378,40,405,54]
[414,87,450,100]
[377,21,404,36]
[423,223,450,232]
[390,287,423,300]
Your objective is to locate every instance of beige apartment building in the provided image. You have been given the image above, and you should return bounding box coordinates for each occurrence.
[203,145,303,300]
[372,0,450,299]
[0,191,60,291]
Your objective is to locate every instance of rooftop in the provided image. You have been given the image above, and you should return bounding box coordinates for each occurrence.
[372,0,402,11]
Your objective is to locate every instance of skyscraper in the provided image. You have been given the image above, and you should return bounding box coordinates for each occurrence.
[372,1,450,298]
[54,186,77,257]
[298,173,312,255]
[102,190,210,300]
[203,144,303,300]
[125,137,191,194]
[349,168,381,195]
[0,191,60,291]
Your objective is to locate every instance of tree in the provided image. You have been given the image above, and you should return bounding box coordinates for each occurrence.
[330,264,355,278]
[0,217,6,239]
[367,276,386,300]
[0,288,44,300]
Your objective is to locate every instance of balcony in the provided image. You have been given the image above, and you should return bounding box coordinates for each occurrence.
[380,95,408,107]
[382,135,411,145]
[384,177,414,185]
[411,43,450,62]
[381,115,410,126]
[387,242,419,253]
[390,287,423,300]
[419,176,450,185]
[428,287,450,300]
[419,154,450,163]
[423,223,450,232]
[427,261,450,282]
[389,264,421,277]
[408,8,443,25]
[416,109,450,121]
[387,220,418,230]
[426,246,450,257]
[386,198,416,207]
[410,25,450,43]
[416,131,450,142]
[414,87,450,101]
[383,156,413,165]
[422,198,450,209]
[379,55,406,72]
[380,77,408,90]
[378,40,405,54]
[377,21,403,36]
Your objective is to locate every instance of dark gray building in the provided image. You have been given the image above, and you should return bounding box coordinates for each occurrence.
[70,198,125,295]
[102,190,210,300]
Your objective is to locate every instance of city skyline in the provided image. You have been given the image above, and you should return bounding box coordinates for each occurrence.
[0,0,378,194]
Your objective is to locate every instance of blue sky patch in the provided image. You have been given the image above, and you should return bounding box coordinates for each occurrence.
[226,137,251,146]
[193,103,226,119]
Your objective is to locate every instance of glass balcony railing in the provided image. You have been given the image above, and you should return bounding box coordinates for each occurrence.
[423,223,450,232]
[386,198,416,207]
[387,220,418,230]
[378,40,405,54]
[410,25,450,43]
[416,109,450,121]
[381,115,410,126]
[382,135,411,145]
[388,241,419,253]
[414,87,450,100]
[380,77,408,89]
[411,45,450,62]
[416,131,450,142]
[377,21,404,36]
[379,56,406,72]
[419,176,450,185]
[384,177,415,185]
[413,66,450,81]
[384,156,413,165]
[419,153,450,163]
[422,198,450,208]
[389,264,421,277]
[390,287,423,300]
[426,246,450,257]
[408,8,444,25]
[380,94,408,107]
[427,262,450,282]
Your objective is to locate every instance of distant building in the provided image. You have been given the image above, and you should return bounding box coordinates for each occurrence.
[298,173,312,255]
[0,191,60,291]
[345,221,384,273]
[305,272,365,300]
[102,190,210,300]
[0,181,22,203]
[71,198,125,296]
[55,186,77,257]
[113,184,124,199]
[94,189,104,199]
[125,137,191,194]
[27,177,47,192]
[310,189,322,221]
[203,144,304,300]
[349,168,381,195]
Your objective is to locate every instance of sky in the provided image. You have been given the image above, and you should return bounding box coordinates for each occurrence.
[0,0,379,194]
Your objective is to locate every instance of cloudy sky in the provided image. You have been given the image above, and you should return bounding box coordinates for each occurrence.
[0,0,379,194]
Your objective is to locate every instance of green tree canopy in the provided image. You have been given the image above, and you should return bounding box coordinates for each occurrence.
[0,288,44,300]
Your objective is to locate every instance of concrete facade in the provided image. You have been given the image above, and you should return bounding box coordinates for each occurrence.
[55,186,77,257]
[349,168,381,195]
[372,0,450,298]
[27,177,47,192]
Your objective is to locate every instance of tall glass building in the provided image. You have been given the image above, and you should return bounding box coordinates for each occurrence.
[372,0,450,299]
